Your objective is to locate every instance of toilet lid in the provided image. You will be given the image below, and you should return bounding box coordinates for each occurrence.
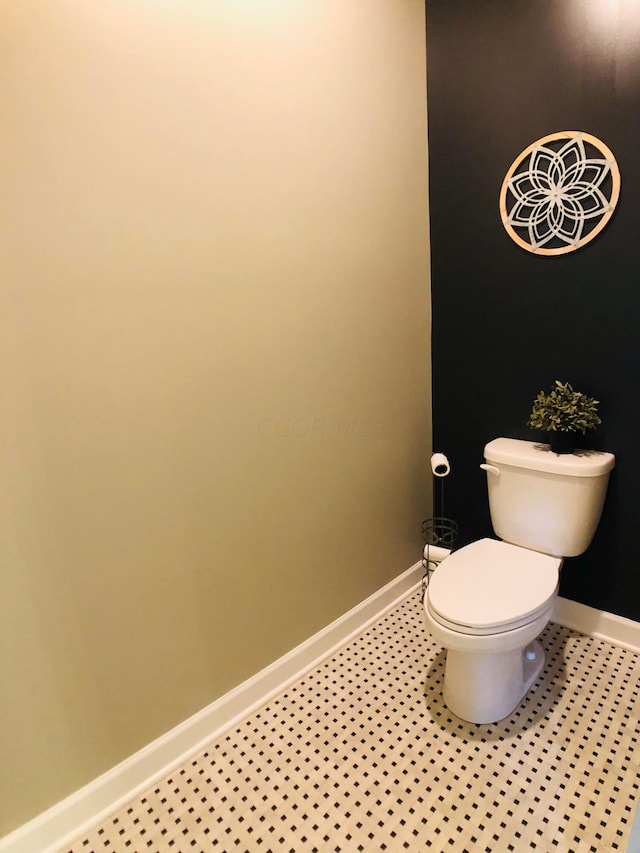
[427,539,560,634]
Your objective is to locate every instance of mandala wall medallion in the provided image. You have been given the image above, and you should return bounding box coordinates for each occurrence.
[499,131,620,255]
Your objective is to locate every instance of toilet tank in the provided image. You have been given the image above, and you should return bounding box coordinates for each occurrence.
[483,438,615,557]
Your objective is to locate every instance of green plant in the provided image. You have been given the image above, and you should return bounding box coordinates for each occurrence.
[527,380,601,434]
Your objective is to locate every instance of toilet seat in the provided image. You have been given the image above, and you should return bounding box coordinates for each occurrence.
[427,538,560,636]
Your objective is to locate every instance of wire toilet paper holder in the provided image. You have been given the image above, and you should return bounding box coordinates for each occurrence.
[422,452,458,598]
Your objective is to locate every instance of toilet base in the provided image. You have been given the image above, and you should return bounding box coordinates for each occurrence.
[443,640,545,724]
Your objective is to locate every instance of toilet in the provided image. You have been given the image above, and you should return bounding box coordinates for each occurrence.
[424,437,615,724]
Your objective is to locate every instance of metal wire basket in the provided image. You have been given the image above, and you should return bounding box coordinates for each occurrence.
[421,516,458,598]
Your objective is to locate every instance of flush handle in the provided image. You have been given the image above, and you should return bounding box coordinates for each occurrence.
[480,463,500,477]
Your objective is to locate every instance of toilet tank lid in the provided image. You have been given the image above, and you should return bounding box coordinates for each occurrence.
[484,438,615,477]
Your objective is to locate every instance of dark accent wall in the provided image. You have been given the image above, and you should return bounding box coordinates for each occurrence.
[427,2,640,620]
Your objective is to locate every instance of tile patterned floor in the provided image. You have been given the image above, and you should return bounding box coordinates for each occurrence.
[68,590,640,852]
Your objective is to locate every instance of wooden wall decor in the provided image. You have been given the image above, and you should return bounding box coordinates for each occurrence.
[499,131,620,255]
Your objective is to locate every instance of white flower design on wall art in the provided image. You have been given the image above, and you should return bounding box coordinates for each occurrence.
[499,131,620,255]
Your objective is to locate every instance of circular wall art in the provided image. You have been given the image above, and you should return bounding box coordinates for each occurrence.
[499,131,620,255]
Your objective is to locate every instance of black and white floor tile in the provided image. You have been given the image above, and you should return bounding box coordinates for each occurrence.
[68,590,640,852]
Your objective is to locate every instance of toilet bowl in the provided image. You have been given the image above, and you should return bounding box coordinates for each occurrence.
[424,538,561,723]
[422,437,614,725]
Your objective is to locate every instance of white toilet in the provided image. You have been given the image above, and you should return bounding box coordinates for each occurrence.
[424,437,615,724]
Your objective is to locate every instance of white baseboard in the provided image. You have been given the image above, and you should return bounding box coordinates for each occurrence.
[553,596,640,653]
[2,550,638,853]
[0,560,427,853]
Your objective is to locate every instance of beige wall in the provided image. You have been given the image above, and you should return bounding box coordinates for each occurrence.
[0,0,431,835]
